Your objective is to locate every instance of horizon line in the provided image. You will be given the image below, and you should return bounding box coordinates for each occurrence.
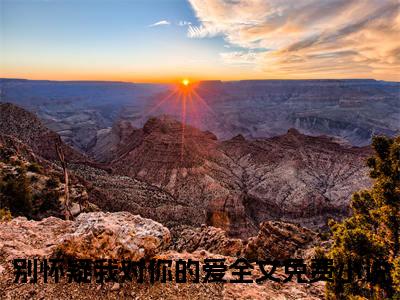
[1,77,399,85]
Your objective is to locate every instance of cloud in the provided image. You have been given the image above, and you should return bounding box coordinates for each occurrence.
[178,21,192,26]
[187,24,220,38]
[187,0,400,80]
[220,50,265,65]
[149,20,171,27]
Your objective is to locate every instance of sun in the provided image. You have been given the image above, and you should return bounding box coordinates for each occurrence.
[181,78,190,86]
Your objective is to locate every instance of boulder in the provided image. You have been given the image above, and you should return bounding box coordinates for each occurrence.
[58,212,171,260]
[0,217,73,260]
[174,225,243,256]
[0,212,171,262]
[243,220,318,260]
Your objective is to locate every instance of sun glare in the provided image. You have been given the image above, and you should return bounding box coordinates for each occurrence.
[182,79,190,86]
[145,77,215,161]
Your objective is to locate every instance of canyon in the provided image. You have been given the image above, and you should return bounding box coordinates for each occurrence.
[0,103,372,238]
[0,78,398,298]
[2,79,399,151]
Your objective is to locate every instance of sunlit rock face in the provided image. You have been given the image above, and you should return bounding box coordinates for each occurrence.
[0,212,171,261]
[174,225,244,257]
[0,216,326,299]
[58,212,171,260]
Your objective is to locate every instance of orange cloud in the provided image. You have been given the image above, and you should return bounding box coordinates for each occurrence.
[188,0,400,80]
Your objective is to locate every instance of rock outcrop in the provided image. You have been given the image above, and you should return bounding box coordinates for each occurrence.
[243,221,319,260]
[58,212,171,260]
[87,120,138,163]
[108,116,251,237]
[0,103,87,162]
[0,215,325,300]
[0,212,171,261]
[0,216,73,261]
[0,103,373,238]
[0,134,97,220]
[69,164,197,233]
[174,225,243,256]
[173,221,320,261]
[220,128,372,230]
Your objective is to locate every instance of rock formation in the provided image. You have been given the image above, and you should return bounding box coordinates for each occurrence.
[108,116,251,236]
[0,101,380,299]
[0,134,97,220]
[2,79,399,150]
[59,212,171,260]
[220,128,372,230]
[0,215,325,300]
[0,103,87,162]
[0,211,170,261]
[174,225,244,256]
[243,221,319,260]
[96,116,372,237]
[0,103,373,238]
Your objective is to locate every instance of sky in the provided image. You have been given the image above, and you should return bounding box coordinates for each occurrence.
[1,0,399,82]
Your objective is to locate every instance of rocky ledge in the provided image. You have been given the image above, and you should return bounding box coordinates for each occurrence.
[0,212,171,262]
[0,213,325,299]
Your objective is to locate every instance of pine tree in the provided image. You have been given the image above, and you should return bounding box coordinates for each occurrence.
[327,136,400,299]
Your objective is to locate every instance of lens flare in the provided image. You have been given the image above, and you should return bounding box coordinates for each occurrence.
[143,78,217,162]
[182,79,190,86]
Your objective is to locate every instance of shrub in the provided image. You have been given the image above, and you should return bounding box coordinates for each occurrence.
[0,170,33,217]
[27,162,42,173]
[40,190,60,212]
[30,175,39,183]
[46,177,59,188]
[327,136,400,299]
[0,208,12,221]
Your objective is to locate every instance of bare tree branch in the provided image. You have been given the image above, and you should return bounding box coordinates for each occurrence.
[55,137,72,220]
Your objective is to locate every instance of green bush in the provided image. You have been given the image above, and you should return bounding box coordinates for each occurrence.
[327,136,400,299]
